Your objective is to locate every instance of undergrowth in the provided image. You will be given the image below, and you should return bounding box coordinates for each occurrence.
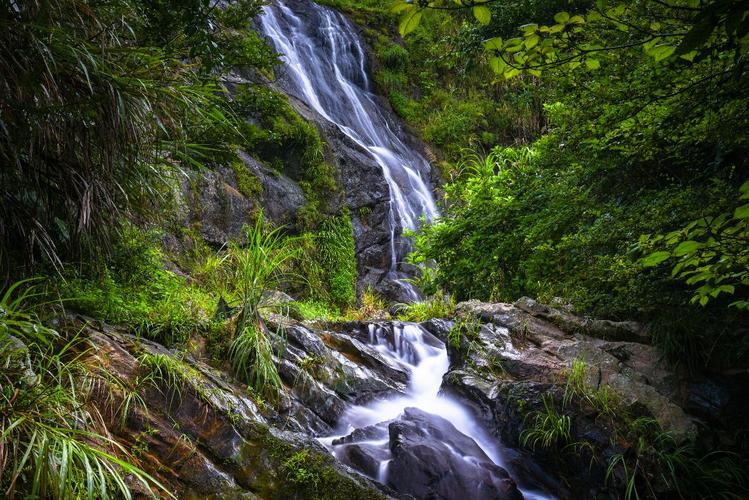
[0,280,166,499]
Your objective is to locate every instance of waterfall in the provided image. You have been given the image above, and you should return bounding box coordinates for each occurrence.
[259,4,553,498]
[259,0,438,278]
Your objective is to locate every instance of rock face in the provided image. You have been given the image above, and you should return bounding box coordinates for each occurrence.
[387,408,523,500]
[441,298,707,496]
[56,292,743,499]
[180,154,307,246]
[72,317,390,499]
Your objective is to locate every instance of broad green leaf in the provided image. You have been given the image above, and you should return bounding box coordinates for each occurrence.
[673,240,702,256]
[554,11,570,23]
[503,67,521,79]
[390,2,414,14]
[521,23,539,33]
[679,50,698,62]
[650,44,676,62]
[399,10,422,36]
[525,34,540,49]
[734,204,749,219]
[489,56,507,74]
[483,37,503,51]
[586,58,600,70]
[641,251,670,267]
[473,6,491,25]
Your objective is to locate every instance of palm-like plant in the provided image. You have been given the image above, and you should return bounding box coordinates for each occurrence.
[0,0,272,270]
[227,214,298,399]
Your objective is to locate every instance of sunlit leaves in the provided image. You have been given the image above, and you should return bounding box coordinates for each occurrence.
[473,5,491,25]
[638,184,749,309]
[390,0,749,91]
[585,58,600,70]
[553,11,570,23]
[399,8,422,36]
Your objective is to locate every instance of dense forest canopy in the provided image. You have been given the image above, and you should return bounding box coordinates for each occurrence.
[388,0,749,369]
[1,0,748,498]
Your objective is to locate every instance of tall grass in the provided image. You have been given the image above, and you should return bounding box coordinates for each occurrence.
[227,214,298,399]
[0,0,272,270]
[0,280,166,498]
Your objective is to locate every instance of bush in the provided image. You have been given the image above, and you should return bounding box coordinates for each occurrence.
[59,224,217,346]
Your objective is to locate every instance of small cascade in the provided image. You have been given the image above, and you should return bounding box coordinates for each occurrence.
[322,322,555,500]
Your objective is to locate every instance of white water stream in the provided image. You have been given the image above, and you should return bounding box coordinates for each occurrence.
[322,323,552,499]
[259,0,438,278]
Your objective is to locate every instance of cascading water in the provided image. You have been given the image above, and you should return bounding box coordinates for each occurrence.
[259,0,438,290]
[259,2,552,498]
[320,323,553,500]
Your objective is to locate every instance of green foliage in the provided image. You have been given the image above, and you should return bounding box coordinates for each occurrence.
[59,224,217,346]
[640,180,749,310]
[411,105,747,368]
[606,418,748,500]
[289,301,343,322]
[395,292,456,322]
[0,281,166,499]
[562,358,587,407]
[229,324,283,401]
[348,287,391,322]
[281,450,321,490]
[447,314,481,352]
[314,214,358,309]
[520,393,572,450]
[0,0,274,269]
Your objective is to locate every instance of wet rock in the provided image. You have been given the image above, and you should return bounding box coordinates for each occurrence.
[237,151,307,227]
[320,331,410,389]
[386,408,523,500]
[514,297,650,343]
[337,442,390,480]
[332,423,391,481]
[278,357,348,426]
[443,299,705,497]
[282,323,405,405]
[180,156,306,246]
[0,334,37,387]
[420,318,454,343]
[73,318,389,499]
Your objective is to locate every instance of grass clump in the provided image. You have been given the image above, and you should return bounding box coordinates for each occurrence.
[226,214,298,400]
[520,394,572,451]
[395,292,455,322]
[447,315,481,352]
[347,287,390,321]
[0,280,166,499]
[605,418,748,500]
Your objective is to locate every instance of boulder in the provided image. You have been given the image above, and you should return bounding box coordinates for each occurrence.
[386,408,523,500]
